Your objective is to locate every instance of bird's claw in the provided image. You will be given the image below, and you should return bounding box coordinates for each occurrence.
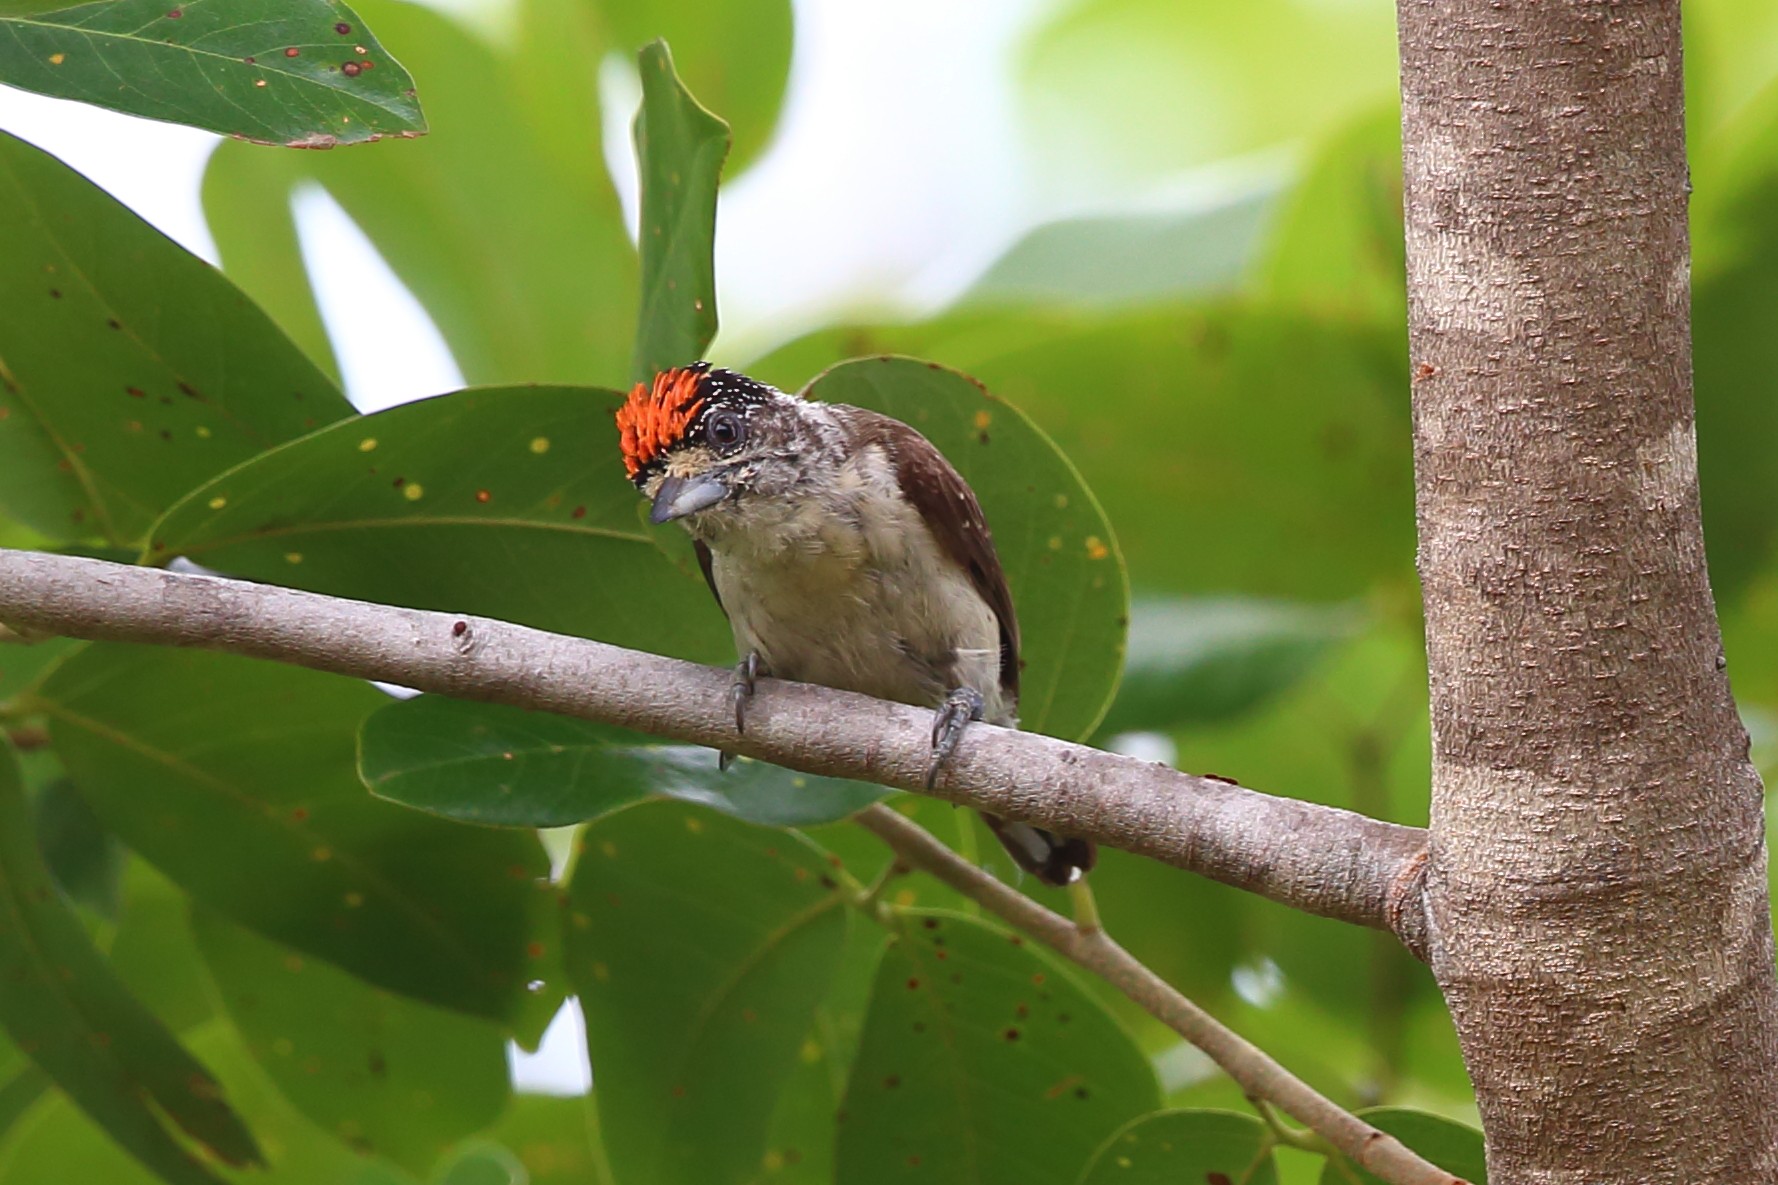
[721,653,764,772]
[925,687,985,789]
[731,651,762,735]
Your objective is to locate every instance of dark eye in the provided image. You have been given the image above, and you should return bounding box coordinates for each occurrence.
[707,409,746,449]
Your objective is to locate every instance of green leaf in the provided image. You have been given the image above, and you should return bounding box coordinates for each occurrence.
[753,306,1415,602]
[0,518,48,550]
[565,800,850,1185]
[1016,0,1396,188]
[802,797,981,919]
[966,192,1277,309]
[746,921,889,1184]
[504,0,610,194]
[1254,107,1405,325]
[105,861,215,1036]
[0,1020,423,1185]
[1096,598,1360,736]
[0,637,75,705]
[0,0,74,16]
[601,0,789,171]
[1076,846,1250,1012]
[1162,623,1442,1042]
[631,39,729,381]
[198,146,340,383]
[361,695,888,829]
[469,1094,611,1185]
[836,910,1160,1184]
[36,645,559,1033]
[202,0,637,388]
[1075,1109,1277,1185]
[0,1063,47,1147]
[32,773,120,916]
[0,0,423,144]
[1684,0,1778,140]
[489,1097,611,1185]
[1319,1107,1485,1185]
[0,131,352,547]
[0,742,260,1184]
[1689,85,1778,598]
[802,357,1129,741]
[765,806,992,1185]
[435,1144,526,1185]
[191,906,511,1175]
[146,385,732,663]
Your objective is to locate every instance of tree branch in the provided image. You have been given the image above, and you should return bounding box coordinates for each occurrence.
[0,548,1428,943]
[853,804,1466,1185]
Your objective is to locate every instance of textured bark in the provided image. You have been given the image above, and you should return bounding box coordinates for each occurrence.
[1398,2,1778,1179]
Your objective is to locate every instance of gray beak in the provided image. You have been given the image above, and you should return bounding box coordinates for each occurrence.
[650,473,731,524]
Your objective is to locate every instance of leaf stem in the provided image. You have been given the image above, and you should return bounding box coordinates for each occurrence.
[847,856,907,925]
[1068,878,1101,934]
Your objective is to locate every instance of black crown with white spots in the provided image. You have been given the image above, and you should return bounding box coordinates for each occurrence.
[689,363,777,411]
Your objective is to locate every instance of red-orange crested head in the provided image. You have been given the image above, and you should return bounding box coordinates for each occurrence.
[616,364,708,480]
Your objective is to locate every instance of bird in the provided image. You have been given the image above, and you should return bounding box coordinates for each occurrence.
[616,361,1095,886]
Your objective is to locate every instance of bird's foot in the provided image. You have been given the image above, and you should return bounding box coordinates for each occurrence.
[925,686,985,789]
[731,651,763,732]
[720,652,764,772]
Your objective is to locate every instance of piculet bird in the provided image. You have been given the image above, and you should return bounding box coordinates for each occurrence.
[616,362,1095,886]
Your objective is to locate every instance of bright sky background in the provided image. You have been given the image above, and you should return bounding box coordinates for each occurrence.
[0,0,1083,1095]
[0,0,1060,413]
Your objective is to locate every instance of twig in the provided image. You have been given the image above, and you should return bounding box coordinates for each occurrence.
[853,804,1468,1185]
[0,548,1429,943]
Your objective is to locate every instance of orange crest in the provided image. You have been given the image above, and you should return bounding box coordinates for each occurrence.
[617,367,706,478]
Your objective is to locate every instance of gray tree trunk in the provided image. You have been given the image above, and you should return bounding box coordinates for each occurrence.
[1397,1,1778,1178]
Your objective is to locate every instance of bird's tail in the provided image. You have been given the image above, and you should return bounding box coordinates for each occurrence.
[980,813,1096,887]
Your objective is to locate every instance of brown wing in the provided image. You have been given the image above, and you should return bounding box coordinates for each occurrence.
[856,410,1020,706]
[693,539,725,616]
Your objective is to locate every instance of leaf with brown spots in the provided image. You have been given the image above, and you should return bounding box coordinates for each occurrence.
[0,0,422,143]
[191,905,509,1174]
[147,385,733,666]
[1076,1110,1278,1185]
[566,800,849,1185]
[0,131,353,548]
[34,644,561,1041]
[836,910,1158,1185]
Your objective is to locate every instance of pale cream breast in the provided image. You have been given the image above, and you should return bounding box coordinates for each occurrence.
[707,444,1009,721]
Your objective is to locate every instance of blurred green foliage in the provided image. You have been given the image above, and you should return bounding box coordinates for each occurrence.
[4,0,1778,1182]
